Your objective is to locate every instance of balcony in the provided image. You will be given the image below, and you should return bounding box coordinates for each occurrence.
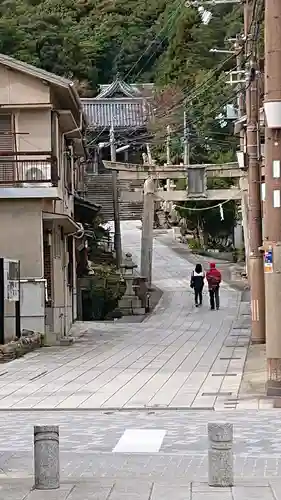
[0,157,59,186]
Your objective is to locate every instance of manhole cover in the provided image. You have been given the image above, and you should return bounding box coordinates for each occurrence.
[212,373,237,377]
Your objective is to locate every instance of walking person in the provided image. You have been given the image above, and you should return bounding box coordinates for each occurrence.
[190,263,205,307]
[206,262,221,310]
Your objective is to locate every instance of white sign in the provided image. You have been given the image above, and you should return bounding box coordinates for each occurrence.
[4,259,20,302]
[273,189,281,208]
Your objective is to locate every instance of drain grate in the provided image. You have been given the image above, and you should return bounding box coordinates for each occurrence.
[230,333,250,337]
[29,370,48,381]
[225,343,249,348]
[202,392,232,396]
[220,357,241,360]
[212,373,237,377]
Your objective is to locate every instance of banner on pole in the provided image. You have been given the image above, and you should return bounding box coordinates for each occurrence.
[264,248,273,273]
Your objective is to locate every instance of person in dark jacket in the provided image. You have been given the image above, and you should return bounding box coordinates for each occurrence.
[190,263,205,307]
[206,262,222,310]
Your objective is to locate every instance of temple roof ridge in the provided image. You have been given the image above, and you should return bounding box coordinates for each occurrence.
[97,78,139,98]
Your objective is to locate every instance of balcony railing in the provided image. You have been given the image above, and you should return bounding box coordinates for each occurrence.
[0,158,59,186]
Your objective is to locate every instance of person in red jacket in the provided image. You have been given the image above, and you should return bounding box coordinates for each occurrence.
[206,262,222,310]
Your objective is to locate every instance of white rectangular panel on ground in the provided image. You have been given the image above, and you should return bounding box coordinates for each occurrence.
[113,429,166,453]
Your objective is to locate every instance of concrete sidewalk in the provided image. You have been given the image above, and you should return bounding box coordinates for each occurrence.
[0,222,250,411]
[2,478,281,499]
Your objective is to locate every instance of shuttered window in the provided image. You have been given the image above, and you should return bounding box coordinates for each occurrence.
[43,240,52,303]
[0,114,15,182]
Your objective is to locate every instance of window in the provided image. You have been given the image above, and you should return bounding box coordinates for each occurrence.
[67,236,74,288]
[54,227,61,259]
[0,114,15,182]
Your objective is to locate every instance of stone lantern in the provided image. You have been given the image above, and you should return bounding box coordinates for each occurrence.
[118,252,145,315]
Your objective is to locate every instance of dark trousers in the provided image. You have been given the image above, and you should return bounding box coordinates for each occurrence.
[194,288,203,305]
[209,287,220,310]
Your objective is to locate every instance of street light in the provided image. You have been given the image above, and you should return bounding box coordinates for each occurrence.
[198,6,212,24]
[210,48,235,54]
[116,144,130,153]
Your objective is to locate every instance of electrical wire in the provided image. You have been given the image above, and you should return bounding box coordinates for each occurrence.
[125,0,186,81]
[132,1,242,84]
[113,80,249,148]
[122,52,250,147]
[86,2,259,162]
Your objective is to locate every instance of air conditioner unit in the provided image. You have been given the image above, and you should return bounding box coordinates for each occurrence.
[23,162,52,187]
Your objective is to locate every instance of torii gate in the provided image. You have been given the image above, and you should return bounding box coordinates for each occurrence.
[103,160,242,287]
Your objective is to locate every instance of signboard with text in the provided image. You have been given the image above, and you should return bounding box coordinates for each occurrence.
[4,259,20,301]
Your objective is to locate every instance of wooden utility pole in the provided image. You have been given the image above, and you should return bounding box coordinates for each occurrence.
[235,38,250,276]
[166,125,171,165]
[110,125,122,269]
[245,0,265,343]
[263,0,281,394]
[183,111,190,166]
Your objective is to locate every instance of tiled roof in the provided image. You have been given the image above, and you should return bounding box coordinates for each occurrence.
[98,80,154,98]
[81,78,153,129]
[81,97,149,129]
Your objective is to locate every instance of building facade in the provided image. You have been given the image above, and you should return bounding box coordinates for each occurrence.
[0,53,89,341]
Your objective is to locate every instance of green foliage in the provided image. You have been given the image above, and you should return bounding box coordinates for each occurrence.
[83,265,125,320]
[0,0,244,242]
[188,238,201,251]
[176,187,238,249]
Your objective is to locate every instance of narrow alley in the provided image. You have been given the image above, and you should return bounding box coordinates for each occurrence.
[0,222,247,411]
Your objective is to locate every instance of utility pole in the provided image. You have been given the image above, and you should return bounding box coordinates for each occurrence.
[245,10,265,344]
[166,125,171,165]
[183,111,190,166]
[235,38,250,277]
[110,124,122,269]
[166,125,171,191]
[263,0,281,394]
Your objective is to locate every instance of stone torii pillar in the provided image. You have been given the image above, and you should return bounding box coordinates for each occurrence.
[141,176,155,289]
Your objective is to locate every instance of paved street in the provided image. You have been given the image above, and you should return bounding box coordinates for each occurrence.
[0,222,251,411]
[4,478,281,500]
[0,221,279,498]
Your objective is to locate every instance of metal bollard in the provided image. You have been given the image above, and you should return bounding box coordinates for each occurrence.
[208,422,233,487]
[34,425,60,490]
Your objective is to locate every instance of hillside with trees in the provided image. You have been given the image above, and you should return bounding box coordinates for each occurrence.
[0,0,244,159]
[0,0,245,248]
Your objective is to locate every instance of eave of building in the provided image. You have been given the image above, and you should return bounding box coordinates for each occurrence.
[74,194,101,224]
[0,52,87,130]
[57,110,82,137]
[0,103,52,110]
[42,211,80,233]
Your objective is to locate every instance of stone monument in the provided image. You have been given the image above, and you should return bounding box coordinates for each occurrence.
[208,422,233,487]
[118,252,145,315]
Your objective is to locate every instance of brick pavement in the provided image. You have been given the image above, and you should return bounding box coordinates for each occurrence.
[3,479,281,500]
[0,221,280,497]
[1,409,281,483]
[0,221,250,411]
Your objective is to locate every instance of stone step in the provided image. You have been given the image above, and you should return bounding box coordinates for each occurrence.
[85,172,143,221]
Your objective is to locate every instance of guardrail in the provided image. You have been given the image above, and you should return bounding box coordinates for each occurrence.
[0,158,58,186]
